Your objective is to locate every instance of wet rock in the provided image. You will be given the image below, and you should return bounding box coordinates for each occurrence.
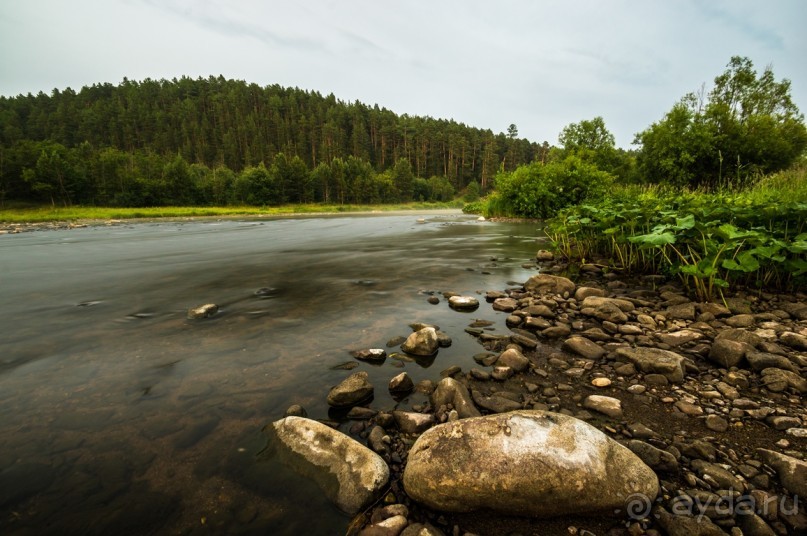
[780,331,807,351]
[348,407,377,420]
[708,338,748,368]
[187,303,218,319]
[536,249,555,261]
[400,523,445,536]
[492,297,518,312]
[655,506,727,536]
[359,514,408,536]
[725,313,756,327]
[543,324,572,338]
[448,296,479,311]
[285,404,307,418]
[615,347,686,383]
[591,377,612,388]
[393,411,435,435]
[666,302,696,321]
[705,415,729,432]
[581,301,628,323]
[401,327,439,357]
[625,440,679,472]
[267,416,389,514]
[389,372,414,394]
[495,347,530,372]
[327,371,374,407]
[656,329,704,347]
[524,274,575,297]
[471,390,521,413]
[715,328,762,348]
[431,377,481,419]
[757,449,807,498]
[368,426,389,455]
[691,459,744,491]
[737,513,777,536]
[490,366,514,381]
[403,410,658,517]
[352,348,387,362]
[574,286,607,301]
[760,368,807,393]
[525,304,556,318]
[746,351,798,372]
[563,336,606,360]
[582,395,623,418]
[580,296,635,312]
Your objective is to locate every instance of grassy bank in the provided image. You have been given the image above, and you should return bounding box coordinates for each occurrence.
[0,201,464,224]
[544,165,807,300]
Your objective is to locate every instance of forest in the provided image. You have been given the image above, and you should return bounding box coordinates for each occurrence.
[0,76,550,207]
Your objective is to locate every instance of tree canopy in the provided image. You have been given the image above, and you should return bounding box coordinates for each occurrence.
[0,76,547,206]
[635,56,807,188]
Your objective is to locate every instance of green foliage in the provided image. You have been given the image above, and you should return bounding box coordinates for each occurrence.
[0,76,551,207]
[484,156,613,218]
[636,56,807,189]
[463,181,481,202]
[545,181,807,299]
[556,117,637,182]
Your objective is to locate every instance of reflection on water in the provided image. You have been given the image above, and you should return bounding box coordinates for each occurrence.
[0,211,545,534]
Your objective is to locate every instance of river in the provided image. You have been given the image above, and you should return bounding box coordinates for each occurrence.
[0,210,545,535]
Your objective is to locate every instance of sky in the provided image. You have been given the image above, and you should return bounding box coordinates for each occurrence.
[1,0,805,148]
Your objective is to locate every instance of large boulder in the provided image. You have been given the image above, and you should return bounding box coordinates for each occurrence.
[266,416,389,514]
[615,347,687,383]
[401,327,439,357]
[524,274,575,297]
[403,410,658,517]
[327,371,374,407]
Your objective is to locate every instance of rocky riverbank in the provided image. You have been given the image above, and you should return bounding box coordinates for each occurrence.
[269,252,806,536]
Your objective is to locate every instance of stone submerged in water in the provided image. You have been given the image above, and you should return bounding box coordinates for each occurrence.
[326,371,374,407]
[403,410,658,517]
[401,327,439,357]
[266,416,389,514]
[187,303,218,319]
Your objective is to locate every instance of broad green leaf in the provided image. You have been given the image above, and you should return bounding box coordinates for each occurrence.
[674,214,695,230]
[628,232,676,247]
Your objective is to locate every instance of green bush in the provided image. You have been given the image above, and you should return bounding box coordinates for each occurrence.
[485,155,613,218]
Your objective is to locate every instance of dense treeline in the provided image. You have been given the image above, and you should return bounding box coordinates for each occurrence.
[478,56,806,219]
[0,76,547,207]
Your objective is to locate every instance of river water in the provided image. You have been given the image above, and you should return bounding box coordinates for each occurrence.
[0,211,545,535]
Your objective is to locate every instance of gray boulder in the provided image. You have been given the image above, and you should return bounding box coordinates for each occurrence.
[401,327,439,356]
[524,274,575,297]
[266,416,389,514]
[327,371,374,407]
[403,410,658,517]
[615,347,686,383]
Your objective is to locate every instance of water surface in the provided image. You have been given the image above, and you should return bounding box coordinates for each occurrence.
[0,211,545,534]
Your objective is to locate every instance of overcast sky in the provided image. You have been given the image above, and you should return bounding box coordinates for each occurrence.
[1,0,805,147]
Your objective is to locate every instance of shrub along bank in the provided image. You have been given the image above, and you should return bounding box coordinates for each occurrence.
[543,166,807,300]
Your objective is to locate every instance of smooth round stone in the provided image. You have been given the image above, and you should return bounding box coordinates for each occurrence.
[591,378,612,388]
